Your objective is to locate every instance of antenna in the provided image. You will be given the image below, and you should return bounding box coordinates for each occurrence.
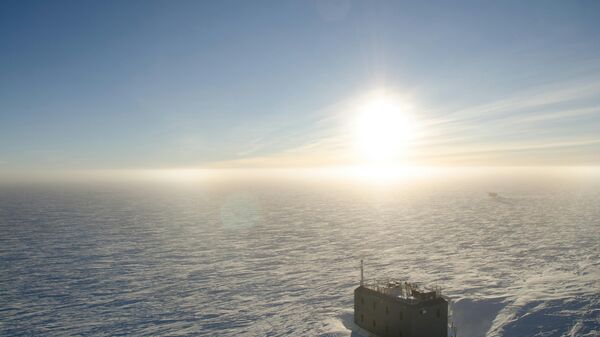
[360,259,364,286]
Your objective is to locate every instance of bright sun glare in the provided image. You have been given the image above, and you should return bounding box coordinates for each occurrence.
[355,93,417,163]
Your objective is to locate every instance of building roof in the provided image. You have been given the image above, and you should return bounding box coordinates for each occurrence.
[356,280,447,306]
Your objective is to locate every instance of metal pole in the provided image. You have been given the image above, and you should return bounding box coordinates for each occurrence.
[360,259,364,286]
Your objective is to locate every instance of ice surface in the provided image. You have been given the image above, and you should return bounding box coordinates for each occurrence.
[1,172,599,336]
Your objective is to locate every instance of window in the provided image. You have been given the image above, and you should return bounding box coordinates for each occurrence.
[361,314,364,322]
[361,297,364,305]
[373,302,376,310]
[399,311,403,320]
[373,320,376,327]
[385,325,389,333]
[386,306,389,314]
[436,308,441,318]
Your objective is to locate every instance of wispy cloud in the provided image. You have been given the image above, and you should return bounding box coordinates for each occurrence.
[440,79,600,123]
[212,77,600,168]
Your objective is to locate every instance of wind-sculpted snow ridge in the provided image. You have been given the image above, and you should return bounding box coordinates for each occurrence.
[0,175,599,336]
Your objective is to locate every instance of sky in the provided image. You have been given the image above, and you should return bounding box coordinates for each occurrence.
[1,0,600,172]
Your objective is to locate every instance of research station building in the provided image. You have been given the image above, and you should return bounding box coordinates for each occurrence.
[354,261,449,337]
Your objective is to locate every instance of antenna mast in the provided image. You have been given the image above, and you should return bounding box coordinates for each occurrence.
[360,259,364,286]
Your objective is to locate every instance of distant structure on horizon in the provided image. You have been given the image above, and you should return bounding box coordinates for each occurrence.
[354,260,453,337]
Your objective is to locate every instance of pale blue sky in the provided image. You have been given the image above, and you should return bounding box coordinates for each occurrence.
[1,0,600,170]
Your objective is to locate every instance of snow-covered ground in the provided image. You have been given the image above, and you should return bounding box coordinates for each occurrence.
[1,170,599,336]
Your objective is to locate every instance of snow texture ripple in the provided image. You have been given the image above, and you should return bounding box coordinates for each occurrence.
[1,173,599,336]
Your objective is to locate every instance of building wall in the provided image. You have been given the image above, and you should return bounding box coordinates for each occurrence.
[408,301,447,337]
[354,287,447,337]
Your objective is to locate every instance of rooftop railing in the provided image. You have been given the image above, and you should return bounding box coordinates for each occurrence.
[362,279,442,302]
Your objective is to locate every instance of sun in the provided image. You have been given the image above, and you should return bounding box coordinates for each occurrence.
[354,94,417,163]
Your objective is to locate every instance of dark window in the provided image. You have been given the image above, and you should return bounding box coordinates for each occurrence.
[373,302,376,310]
[386,306,389,314]
[399,311,403,320]
[399,331,403,337]
[436,308,441,318]
[385,325,389,333]
[361,297,364,305]
[373,320,376,327]
[361,314,364,322]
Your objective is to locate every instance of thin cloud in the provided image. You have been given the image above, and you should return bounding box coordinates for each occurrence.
[442,78,600,124]
[212,78,600,168]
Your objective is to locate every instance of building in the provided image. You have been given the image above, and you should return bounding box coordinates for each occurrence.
[354,261,449,337]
